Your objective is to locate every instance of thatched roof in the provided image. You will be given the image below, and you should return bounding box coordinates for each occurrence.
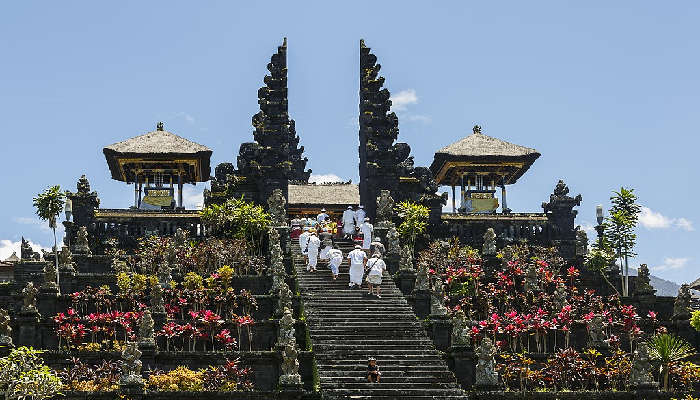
[288,184,360,206]
[104,127,211,155]
[690,276,700,291]
[3,252,19,263]
[435,128,539,158]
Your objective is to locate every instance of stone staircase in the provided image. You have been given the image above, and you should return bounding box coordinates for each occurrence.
[293,239,465,400]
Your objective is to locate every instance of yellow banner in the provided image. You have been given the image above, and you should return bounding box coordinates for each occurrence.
[469,198,499,213]
[143,195,173,207]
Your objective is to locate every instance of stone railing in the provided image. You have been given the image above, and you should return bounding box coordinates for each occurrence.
[440,213,552,247]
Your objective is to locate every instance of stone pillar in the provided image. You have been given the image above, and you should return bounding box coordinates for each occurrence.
[428,314,452,351]
[17,310,40,347]
[452,185,456,213]
[447,346,475,389]
[501,184,510,214]
[177,173,183,208]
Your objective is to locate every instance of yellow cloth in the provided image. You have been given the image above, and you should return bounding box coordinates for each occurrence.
[142,194,173,207]
[471,198,499,213]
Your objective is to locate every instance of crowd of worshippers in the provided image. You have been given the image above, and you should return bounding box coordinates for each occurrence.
[291,205,387,298]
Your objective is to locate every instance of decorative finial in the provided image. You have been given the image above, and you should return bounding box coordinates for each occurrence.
[156,122,164,131]
[473,125,482,134]
[360,39,366,48]
[283,37,287,47]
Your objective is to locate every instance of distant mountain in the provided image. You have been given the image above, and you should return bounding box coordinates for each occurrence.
[629,268,680,297]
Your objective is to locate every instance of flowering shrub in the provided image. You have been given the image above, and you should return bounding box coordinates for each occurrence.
[147,360,252,391]
[155,310,254,352]
[58,357,122,392]
[0,347,62,400]
[53,308,143,350]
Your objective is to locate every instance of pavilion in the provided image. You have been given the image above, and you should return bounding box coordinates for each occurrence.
[103,122,212,210]
[430,125,540,214]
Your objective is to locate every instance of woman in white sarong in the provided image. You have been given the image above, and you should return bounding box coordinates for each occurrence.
[342,206,356,238]
[365,253,386,298]
[328,245,343,280]
[306,232,321,272]
[360,218,374,250]
[347,245,367,288]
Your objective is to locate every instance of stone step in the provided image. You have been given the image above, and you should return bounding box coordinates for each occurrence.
[311,338,435,345]
[319,388,465,398]
[320,374,456,383]
[323,382,461,390]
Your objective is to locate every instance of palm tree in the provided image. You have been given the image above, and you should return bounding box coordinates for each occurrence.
[32,185,65,288]
[648,333,696,391]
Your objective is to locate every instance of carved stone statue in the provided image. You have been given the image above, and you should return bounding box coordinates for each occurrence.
[588,315,606,348]
[267,189,287,226]
[672,284,692,320]
[77,174,91,194]
[20,237,35,260]
[73,226,91,255]
[279,341,302,386]
[475,337,499,387]
[553,281,568,310]
[0,308,12,346]
[151,284,165,314]
[42,263,58,291]
[634,264,656,296]
[174,227,188,247]
[575,228,588,256]
[138,310,155,347]
[482,228,497,256]
[398,244,414,271]
[277,282,293,317]
[629,342,657,388]
[451,309,469,346]
[430,281,448,316]
[120,341,144,386]
[277,307,296,348]
[58,246,75,272]
[157,261,172,288]
[375,190,395,223]
[524,263,540,292]
[21,282,38,313]
[386,226,400,256]
[269,228,286,294]
[414,261,430,291]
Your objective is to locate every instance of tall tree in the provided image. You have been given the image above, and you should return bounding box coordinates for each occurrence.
[33,185,65,288]
[604,187,640,297]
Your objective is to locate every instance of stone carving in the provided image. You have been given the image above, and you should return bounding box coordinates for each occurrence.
[588,315,606,348]
[267,189,287,226]
[398,245,414,271]
[451,309,469,346]
[157,261,172,288]
[524,263,540,292]
[21,282,38,313]
[20,237,39,260]
[0,308,12,346]
[120,341,144,387]
[269,228,286,294]
[414,261,430,291]
[277,307,296,348]
[42,263,58,291]
[151,284,165,314]
[482,228,496,256]
[280,341,302,386]
[277,282,293,317]
[475,337,499,387]
[138,310,155,347]
[430,281,448,316]
[376,190,395,223]
[553,281,568,310]
[77,174,91,194]
[672,284,691,320]
[629,342,657,388]
[386,226,400,256]
[575,228,588,256]
[58,246,75,272]
[634,264,656,296]
[73,226,91,255]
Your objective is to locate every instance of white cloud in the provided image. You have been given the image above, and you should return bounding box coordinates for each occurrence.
[0,239,50,261]
[406,115,432,123]
[182,186,204,210]
[638,206,694,231]
[651,257,689,272]
[390,89,418,111]
[578,221,597,237]
[175,112,196,124]
[309,174,345,184]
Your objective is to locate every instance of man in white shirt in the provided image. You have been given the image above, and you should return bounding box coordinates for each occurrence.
[306,232,321,272]
[354,205,366,228]
[365,253,387,298]
[347,244,367,288]
[328,244,343,280]
[360,217,374,250]
[317,209,329,224]
[298,227,311,262]
[341,206,356,238]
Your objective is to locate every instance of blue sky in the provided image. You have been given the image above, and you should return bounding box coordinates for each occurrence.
[0,2,698,284]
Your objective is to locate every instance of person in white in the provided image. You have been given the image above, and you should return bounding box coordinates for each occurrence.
[341,206,356,238]
[347,244,367,288]
[306,232,321,272]
[365,253,387,298]
[359,217,374,250]
[317,209,329,224]
[328,244,343,280]
[370,237,385,258]
[319,239,333,268]
[298,227,311,262]
[354,205,366,229]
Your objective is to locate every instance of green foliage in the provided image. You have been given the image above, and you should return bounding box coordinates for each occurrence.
[0,346,62,400]
[183,272,204,290]
[395,201,429,250]
[691,310,700,332]
[32,185,65,229]
[200,197,271,255]
[604,187,640,259]
[648,334,696,391]
[585,245,619,296]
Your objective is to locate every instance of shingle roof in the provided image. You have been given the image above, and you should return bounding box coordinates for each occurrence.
[104,129,211,155]
[436,130,538,158]
[3,252,19,263]
[690,276,700,291]
[288,184,360,206]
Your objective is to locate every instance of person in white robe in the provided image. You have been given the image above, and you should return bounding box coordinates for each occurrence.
[342,206,356,238]
[306,232,321,272]
[319,239,333,269]
[360,218,374,250]
[370,237,385,258]
[328,244,343,280]
[317,209,329,224]
[354,205,366,229]
[365,253,386,297]
[347,245,367,288]
[298,227,311,262]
